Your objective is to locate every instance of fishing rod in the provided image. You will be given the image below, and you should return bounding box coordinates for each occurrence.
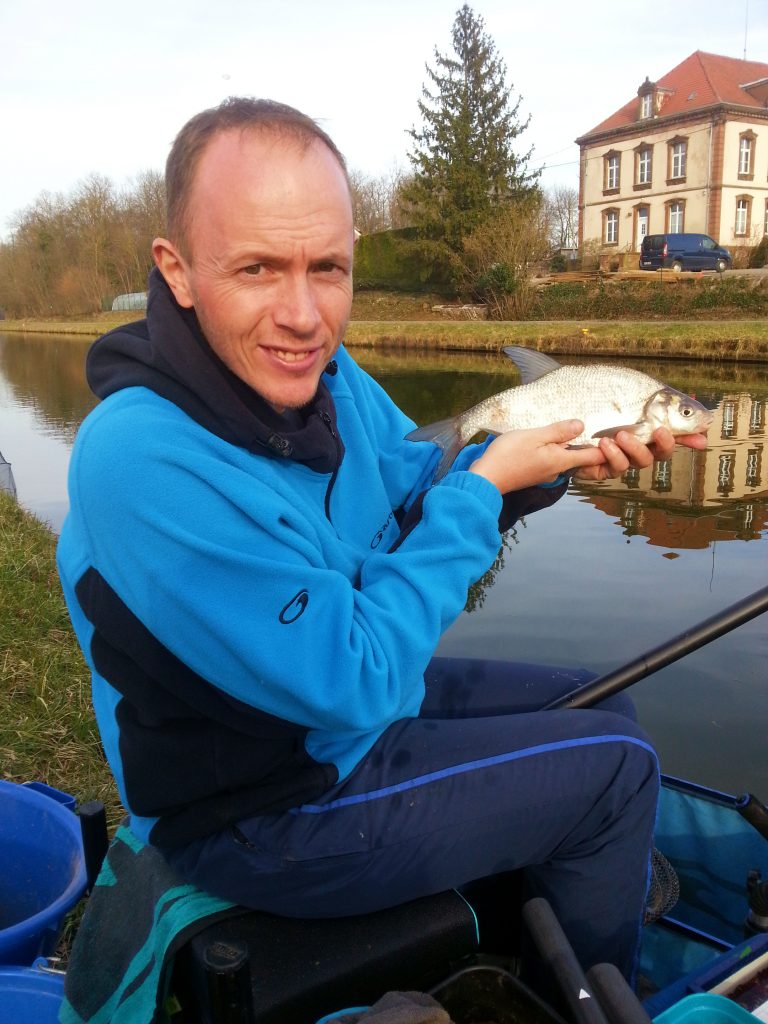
[543,584,768,847]
[543,584,768,712]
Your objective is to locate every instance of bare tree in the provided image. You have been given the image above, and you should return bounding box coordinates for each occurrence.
[544,184,579,251]
[459,191,550,319]
[349,166,411,236]
[0,171,166,317]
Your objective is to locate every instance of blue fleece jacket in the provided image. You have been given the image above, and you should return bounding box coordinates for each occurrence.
[57,270,565,851]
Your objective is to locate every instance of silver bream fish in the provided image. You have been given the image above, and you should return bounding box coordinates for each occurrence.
[406,346,714,481]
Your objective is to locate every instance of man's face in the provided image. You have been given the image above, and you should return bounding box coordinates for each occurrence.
[156,130,354,412]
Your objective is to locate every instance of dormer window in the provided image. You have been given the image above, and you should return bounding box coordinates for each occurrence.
[638,78,655,120]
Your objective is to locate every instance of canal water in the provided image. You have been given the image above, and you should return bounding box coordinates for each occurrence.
[2,332,767,797]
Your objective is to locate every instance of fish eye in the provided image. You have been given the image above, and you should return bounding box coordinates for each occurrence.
[681,407,693,417]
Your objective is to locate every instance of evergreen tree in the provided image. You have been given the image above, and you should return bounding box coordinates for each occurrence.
[404,4,537,253]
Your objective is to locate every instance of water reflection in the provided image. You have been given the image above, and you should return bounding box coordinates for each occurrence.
[355,348,768,556]
[1,333,767,794]
[575,392,768,548]
[0,333,96,442]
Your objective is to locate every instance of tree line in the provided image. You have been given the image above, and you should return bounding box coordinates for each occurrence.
[0,5,578,320]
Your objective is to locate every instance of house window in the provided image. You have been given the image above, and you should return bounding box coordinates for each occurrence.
[739,132,755,179]
[604,209,619,245]
[640,92,652,119]
[746,448,761,487]
[764,199,768,237]
[668,201,684,233]
[669,139,687,180]
[604,153,620,192]
[636,146,652,186]
[721,402,737,439]
[735,197,751,236]
[749,399,764,435]
[717,453,734,495]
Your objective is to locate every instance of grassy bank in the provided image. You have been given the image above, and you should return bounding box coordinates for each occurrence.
[345,319,768,361]
[3,314,768,361]
[0,492,120,824]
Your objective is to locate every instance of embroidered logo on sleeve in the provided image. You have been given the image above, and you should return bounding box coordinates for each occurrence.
[279,589,309,624]
[370,510,395,549]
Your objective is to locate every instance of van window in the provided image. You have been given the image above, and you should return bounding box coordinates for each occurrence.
[643,235,665,252]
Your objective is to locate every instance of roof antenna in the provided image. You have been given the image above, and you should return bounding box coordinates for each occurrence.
[744,0,749,60]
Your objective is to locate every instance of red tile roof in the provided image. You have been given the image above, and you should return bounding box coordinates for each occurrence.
[579,51,768,140]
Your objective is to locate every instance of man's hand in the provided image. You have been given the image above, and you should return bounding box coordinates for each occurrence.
[572,426,709,482]
[469,420,606,493]
[469,421,710,493]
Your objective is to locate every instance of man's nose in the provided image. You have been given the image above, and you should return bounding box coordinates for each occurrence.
[273,274,321,335]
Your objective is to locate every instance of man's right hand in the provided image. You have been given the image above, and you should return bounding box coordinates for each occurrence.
[468,419,604,493]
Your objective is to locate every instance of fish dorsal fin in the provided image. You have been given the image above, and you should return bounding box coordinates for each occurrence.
[502,346,562,384]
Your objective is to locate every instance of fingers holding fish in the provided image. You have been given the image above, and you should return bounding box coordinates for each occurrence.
[468,419,604,494]
[571,432,648,481]
[647,425,709,456]
[572,425,710,482]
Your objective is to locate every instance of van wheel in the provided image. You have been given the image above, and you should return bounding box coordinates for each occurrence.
[716,259,728,273]
[671,261,683,273]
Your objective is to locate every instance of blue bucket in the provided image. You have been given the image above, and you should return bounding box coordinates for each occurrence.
[0,781,87,964]
[0,961,65,1023]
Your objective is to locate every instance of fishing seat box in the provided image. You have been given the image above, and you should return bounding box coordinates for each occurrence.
[171,889,481,1024]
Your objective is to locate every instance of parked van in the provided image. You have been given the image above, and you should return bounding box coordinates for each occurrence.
[639,233,731,273]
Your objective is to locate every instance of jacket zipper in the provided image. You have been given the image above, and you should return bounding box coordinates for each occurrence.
[320,411,341,521]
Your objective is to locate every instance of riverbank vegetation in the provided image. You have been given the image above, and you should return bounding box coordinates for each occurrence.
[3,280,768,361]
[0,492,120,823]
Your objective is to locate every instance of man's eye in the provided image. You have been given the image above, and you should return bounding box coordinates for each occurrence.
[243,264,262,276]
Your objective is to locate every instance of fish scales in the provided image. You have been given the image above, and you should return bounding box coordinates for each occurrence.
[462,365,666,446]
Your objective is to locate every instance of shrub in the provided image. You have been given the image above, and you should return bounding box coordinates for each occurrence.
[549,253,567,273]
[748,236,768,269]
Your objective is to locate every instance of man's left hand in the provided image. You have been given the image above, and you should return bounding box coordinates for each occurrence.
[572,427,709,482]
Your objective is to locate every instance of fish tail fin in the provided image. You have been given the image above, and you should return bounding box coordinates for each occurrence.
[405,417,465,482]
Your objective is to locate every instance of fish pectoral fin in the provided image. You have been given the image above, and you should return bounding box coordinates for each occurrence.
[405,417,457,445]
[591,423,645,439]
[405,417,463,483]
[502,346,561,384]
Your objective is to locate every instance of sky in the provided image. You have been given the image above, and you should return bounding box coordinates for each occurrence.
[2,0,767,240]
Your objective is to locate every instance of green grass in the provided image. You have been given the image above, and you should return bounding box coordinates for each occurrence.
[344,319,768,361]
[0,492,121,824]
[3,288,768,364]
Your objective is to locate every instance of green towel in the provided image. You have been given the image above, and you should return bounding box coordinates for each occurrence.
[60,824,240,1024]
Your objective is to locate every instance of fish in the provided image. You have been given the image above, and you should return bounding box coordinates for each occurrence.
[405,346,714,481]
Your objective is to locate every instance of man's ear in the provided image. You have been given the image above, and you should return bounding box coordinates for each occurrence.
[152,238,195,308]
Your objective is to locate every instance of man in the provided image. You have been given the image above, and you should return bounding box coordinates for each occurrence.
[57,97,707,985]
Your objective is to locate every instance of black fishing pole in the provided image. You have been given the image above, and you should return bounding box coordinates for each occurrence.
[543,584,768,712]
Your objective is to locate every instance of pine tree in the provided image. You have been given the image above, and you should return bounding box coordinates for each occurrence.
[404,4,537,253]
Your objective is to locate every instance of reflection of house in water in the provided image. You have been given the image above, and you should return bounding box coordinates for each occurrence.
[576,393,767,548]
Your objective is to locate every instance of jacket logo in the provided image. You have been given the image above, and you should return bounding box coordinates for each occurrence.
[279,589,309,624]
[370,511,395,549]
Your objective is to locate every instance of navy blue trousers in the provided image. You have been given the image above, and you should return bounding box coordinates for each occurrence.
[167,658,659,981]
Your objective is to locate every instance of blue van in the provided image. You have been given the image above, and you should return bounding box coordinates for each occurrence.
[639,233,731,272]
